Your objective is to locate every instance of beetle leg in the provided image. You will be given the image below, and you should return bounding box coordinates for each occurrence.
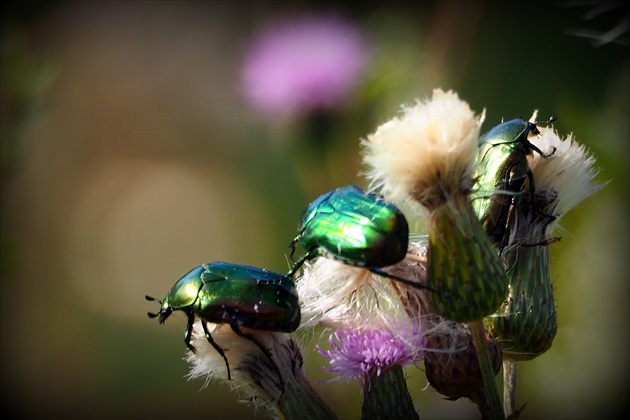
[286,253,309,277]
[529,138,556,158]
[230,324,284,391]
[368,267,445,297]
[201,321,232,381]
[498,198,520,255]
[525,168,536,198]
[288,238,299,261]
[184,311,196,354]
[532,202,558,239]
[520,236,562,247]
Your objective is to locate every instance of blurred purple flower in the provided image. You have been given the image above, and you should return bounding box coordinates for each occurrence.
[241,13,369,119]
[318,327,423,389]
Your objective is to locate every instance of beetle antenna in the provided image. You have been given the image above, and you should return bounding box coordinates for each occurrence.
[535,115,557,126]
[146,295,163,319]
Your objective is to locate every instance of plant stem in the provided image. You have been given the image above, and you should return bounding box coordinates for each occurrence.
[470,320,504,419]
[362,366,419,420]
[277,375,338,420]
[503,359,518,417]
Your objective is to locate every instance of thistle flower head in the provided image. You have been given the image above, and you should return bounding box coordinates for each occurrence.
[297,257,421,329]
[362,89,484,208]
[186,323,280,391]
[187,321,338,418]
[318,326,425,390]
[528,127,605,232]
[241,13,368,120]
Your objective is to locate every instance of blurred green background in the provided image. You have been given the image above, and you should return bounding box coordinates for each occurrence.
[1,1,628,418]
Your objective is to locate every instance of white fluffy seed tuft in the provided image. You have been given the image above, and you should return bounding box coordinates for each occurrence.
[528,127,605,228]
[362,89,484,208]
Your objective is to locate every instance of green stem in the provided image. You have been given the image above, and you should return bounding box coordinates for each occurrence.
[503,360,518,417]
[277,376,338,420]
[470,320,504,419]
[362,366,419,420]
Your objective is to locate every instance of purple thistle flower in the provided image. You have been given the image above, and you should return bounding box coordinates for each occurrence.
[241,13,369,120]
[318,327,423,390]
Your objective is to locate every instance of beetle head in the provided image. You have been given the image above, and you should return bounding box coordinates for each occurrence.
[145,266,204,324]
[145,295,173,324]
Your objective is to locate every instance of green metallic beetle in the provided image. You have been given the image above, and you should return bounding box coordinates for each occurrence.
[146,261,301,381]
[287,185,433,290]
[288,185,408,272]
[472,116,556,251]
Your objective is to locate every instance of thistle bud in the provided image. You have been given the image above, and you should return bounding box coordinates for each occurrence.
[362,89,507,322]
[186,322,336,419]
[484,191,557,360]
[424,324,502,409]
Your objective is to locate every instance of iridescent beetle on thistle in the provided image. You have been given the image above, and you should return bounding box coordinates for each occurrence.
[288,185,430,290]
[146,261,301,382]
[472,115,556,251]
